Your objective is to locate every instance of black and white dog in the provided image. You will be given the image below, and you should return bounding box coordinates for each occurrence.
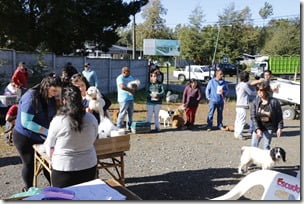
[238,146,286,174]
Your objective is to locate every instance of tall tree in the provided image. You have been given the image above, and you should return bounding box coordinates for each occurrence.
[140,0,170,39]
[261,18,300,55]
[0,0,148,54]
[259,2,273,20]
[188,5,205,30]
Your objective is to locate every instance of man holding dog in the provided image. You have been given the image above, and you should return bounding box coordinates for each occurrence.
[205,69,229,131]
[116,66,137,131]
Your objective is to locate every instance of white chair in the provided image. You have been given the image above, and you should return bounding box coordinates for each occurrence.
[211,170,300,200]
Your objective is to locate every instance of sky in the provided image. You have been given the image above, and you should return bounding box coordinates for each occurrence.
[130,0,300,28]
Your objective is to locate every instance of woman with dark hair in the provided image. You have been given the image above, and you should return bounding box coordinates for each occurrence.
[250,81,283,150]
[44,85,98,188]
[182,78,202,130]
[12,73,62,191]
[70,73,111,123]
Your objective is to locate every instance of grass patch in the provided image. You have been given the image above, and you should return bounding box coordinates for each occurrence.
[105,88,148,105]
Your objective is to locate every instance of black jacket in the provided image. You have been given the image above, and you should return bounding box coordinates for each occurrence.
[251,96,283,132]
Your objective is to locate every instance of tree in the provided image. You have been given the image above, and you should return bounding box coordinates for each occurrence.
[261,18,300,55]
[188,5,205,30]
[0,0,148,54]
[259,2,273,20]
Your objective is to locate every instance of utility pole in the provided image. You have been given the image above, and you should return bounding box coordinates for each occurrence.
[212,25,220,66]
[132,13,136,59]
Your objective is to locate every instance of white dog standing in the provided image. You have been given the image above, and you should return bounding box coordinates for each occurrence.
[238,146,286,174]
[159,109,174,127]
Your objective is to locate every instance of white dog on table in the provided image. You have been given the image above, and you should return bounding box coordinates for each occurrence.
[86,86,117,138]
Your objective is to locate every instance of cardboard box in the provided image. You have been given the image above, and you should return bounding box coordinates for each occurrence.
[94,134,130,155]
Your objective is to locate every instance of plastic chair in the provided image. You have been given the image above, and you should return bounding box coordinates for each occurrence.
[211,170,300,200]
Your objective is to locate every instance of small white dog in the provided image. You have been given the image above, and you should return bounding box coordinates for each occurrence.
[238,146,286,174]
[159,109,174,127]
[86,86,105,118]
[127,79,141,89]
[166,91,179,103]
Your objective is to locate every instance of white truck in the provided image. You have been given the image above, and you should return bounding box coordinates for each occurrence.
[173,65,214,82]
[270,78,300,120]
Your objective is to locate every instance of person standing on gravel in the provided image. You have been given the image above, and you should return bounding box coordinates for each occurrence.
[12,74,62,191]
[116,66,137,131]
[234,71,255,140]
[251,81,283,150]
[182,78,202,130]
[146,72,165,132]
[205,69,229,131]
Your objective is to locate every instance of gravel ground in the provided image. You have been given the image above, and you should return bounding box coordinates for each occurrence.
[0,102,301,200]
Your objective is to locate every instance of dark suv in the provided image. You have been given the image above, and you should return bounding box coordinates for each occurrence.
[216,63,237,76]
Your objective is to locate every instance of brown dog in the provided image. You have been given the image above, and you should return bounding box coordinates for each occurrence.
[111,109,120,123]
[172,105,185,129]
[225,125,234,132]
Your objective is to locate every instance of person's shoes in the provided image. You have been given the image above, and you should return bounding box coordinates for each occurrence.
[220,127,226,131]
[207,128,211,132]
[155,128,161,132]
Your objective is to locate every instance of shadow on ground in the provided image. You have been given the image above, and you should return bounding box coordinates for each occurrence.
[125,167,244,200]
[0,156,21,167]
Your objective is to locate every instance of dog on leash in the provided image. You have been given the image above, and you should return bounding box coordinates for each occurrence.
[238,146,286,174]
[86,86,106,119]
[159,109,174,127]
[166,91,179,103]
[171,105,185,128]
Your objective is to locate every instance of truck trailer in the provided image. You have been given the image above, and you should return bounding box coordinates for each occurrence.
[250,55,300,79]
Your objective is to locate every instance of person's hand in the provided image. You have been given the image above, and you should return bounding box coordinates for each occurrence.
[256,129,262,137]
[129,88,136,95]
[276,128,282,137]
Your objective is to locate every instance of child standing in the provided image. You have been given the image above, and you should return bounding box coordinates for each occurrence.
[146,72,165,132]
[182,79,202,130]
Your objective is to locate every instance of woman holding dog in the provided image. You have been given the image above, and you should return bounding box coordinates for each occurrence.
[146,72,165,132]
[44,85,98,188]
[12,73,62,191]
[251,81,283,150]
[182,79,202,130]
[71,73,111,123]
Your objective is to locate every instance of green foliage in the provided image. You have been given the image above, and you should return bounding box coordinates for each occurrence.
[0,0,148,55]
[261,18,300,55]
[259,2,273,20]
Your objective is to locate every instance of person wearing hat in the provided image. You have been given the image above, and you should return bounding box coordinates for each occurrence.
[82,63,98,89]
[182,78,202,130]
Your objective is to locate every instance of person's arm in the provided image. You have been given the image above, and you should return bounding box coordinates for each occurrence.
[21,112,48,136]
[43,117,58,157]
[205,81,211,100]
[94,71,98,88]
[182,86,188,105]
[157,83,165,98]
[197,87,203,101]
[117,76,135,94]
[245,84,256,96]
[223,82,229,97]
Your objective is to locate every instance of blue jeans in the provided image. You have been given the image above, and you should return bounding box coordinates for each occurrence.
[117,100,134,129]
[206,101,224,129]
[251,129,273,150]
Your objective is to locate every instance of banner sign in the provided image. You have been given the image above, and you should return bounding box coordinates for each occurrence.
[143,39,180,56]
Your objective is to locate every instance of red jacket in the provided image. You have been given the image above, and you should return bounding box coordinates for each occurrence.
[12,66,29,88]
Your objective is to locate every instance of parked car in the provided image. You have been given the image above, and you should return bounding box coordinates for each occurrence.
[173,65,214,82]
[216,63,237,76]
